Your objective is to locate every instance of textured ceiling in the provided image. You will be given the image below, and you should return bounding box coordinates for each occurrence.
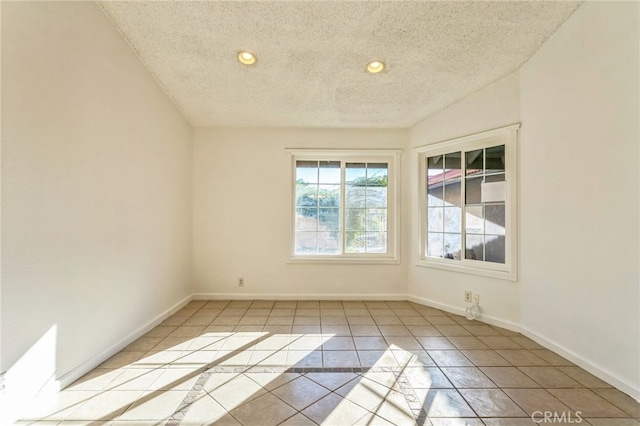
[98,1,581,128]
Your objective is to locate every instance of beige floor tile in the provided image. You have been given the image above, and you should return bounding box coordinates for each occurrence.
[529,349,574,366]
[374,316,404,325]
[291,325,322,334]
[323,350,360,367]
[305,372,358,391]
[404,367,454,389]
[21,390,98,421]
[370,392,416,424]
[124,337,163,351]
[117,390,188,421]
[68,390,144,421]
[271,376,331,410]
[151,336,196,352]
[288,335,327,350]
[509,336,545,350]
[230,393,297,425]
[418,336,457,350]
[400,316,430,326]
[518,366,583,388]
[595,389,640,417]
[322,336,355,350]
[168,326,206,338]
[245,372,300,391]
[548,389,630,418]
[179,392,241,425]
[496,350,549,366]
[447,336,490,350]
[480,367,539,388]
[503,388,572,415]
[435,326,473,337]
[67,368,125,391]
[302,392,369,425]
[105,368,164,391]
[358,350,390,367]
[441,367,496,388]
[321,325,351,335]
[558,367,615,389]
[354,336,387,350]
[384,335,423,349]
[354,412,396,425]
[463,325,504,336]
[428,350,474,367]
[417,388,476,417]
[462,350,512,367]
[378,325,413,336]
[459,389,527,417]
[427,317,459,326]
[336,377,394,411]
[392,348,437,368]
[280,413,318,425]
[350,325,383,336]
[481,336,524,350]
[206,373,267,411]
[146,368,200,391]
[288,350,323,368]
[100,351,147,369]
[428,418,484,426]
[270,308,296,316]
[408,325,443,336]
[585,419,640,426]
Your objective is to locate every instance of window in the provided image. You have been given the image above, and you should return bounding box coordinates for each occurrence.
[416,124,519,280]
[288,149,400,263]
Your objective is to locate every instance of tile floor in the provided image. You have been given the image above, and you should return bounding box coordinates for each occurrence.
[18,300,640,425]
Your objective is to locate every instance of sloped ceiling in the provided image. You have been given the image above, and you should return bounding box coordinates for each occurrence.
[98,1,581,128]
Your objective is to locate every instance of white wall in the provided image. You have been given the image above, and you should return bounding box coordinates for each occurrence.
[519,1,639,398]
[1,1,193,416]
[406,72,522,329]
[193,128,407,298]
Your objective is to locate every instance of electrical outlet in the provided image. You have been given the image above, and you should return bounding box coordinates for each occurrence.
[464,291,472,303]
[474,294,480,304]
[238,278,244,287]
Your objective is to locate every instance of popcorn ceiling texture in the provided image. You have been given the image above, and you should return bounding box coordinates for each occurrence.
[98,1,581,128]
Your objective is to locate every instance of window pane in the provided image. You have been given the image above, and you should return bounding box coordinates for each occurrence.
[295,208,317,231]
[427,207,443,232]
[444,152,461,171]
[444,180,461,207]
[317,232,340,254]
[366,186,387,208]
[465,177,482,205]
[485,204,505,235]
[466,235,484,261]
[427,233,444,258]
[345,163,366,184]
[444,206,461,233]
[345,231,366,253]
[345,209,366,231]
[319,208,339,231]
[366,232,387,253]
[367,163,388,186]
[295,232,317,254]
[318,185,340,207]
[486,145,505,174]
[466,149,483,176]
[485,173,505,183]
[465,205,484,234]
[427,184,444,207]
[296,161,318,184]
[345,185,366,208]
[366,209,387,232]
[444,233,461,260]
[319,161,341,183]
[485,235,505,263]
[296,184,317,207]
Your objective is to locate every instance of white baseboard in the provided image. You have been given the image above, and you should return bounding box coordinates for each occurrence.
[56,294,193,389]
[521,326,640,402]
[192,292,409,301]
[407,295,522,333]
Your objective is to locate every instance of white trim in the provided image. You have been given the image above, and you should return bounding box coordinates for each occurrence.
[287,257,401,265]
[521,326,640,402]
[412,124,521,152]
[286,148,403,156]
[192,293,408,301]
[407,295,521,333]
[57,294,193,389]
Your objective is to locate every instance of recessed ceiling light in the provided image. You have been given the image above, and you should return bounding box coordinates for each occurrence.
[237,51,256,65]
[367,60,385,74]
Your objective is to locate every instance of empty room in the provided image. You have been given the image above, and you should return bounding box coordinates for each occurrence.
[1,1,638,425]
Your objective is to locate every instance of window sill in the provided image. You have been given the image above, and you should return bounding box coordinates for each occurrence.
[416,259,517,281]
[289,256,400,265]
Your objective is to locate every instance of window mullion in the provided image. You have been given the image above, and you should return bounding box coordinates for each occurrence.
[461,151,467,264]
[339,160,346,255]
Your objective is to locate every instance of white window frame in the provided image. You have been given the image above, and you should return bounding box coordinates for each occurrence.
[287,149,401,264]
[415,124,519,281]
